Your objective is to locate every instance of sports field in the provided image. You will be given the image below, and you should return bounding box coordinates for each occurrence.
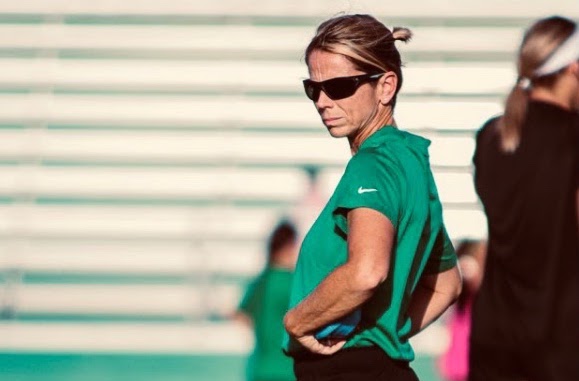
[0,353,442,381]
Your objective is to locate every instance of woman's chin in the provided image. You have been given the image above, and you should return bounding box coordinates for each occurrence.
[327,125,350,138]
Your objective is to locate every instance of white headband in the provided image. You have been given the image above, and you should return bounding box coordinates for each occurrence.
[534,26,579,77]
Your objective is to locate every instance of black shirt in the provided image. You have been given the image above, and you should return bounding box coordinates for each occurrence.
[471,100,579,348]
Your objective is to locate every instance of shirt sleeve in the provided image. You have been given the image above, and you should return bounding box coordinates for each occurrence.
[332,150,402,235]
[238,275,263,319]
[423,226,458,274]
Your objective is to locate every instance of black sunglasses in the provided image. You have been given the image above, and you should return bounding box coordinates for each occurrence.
[303,73,385,102]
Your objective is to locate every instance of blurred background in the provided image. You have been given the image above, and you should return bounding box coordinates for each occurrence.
[0,1,577,380]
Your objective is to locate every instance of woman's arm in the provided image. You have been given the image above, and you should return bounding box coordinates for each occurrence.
[284,207,394,354]
[406,264,462,337]
[232,311,253,327]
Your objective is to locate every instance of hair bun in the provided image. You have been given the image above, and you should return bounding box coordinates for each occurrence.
[392,27,413,43]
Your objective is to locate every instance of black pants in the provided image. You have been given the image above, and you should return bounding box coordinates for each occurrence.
[469,342,579,381]
[292,347,419,381]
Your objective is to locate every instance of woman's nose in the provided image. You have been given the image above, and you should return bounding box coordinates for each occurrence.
[315,90,333,109]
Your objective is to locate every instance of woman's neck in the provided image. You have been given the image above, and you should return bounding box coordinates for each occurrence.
[530,89,573,111]
[348,107,395,155]
[530,74,577,111]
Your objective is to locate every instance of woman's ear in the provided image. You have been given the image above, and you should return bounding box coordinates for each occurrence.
[378,71,398,105]
[571,60,579,78]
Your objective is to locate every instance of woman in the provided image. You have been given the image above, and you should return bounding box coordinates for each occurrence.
[438,239,486,381]
[282,14,462,381]
[470,16,579,381]
[237,220,299,381]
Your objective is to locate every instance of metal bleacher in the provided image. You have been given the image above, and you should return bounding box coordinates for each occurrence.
[0,0,577,358]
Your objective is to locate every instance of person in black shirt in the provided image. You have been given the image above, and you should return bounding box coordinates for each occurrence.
[469,16,579,381]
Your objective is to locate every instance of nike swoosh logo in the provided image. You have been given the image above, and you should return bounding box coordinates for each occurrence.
[358,187,378,194]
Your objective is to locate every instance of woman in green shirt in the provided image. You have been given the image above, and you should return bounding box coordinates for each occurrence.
[282,14,462,380]
[238,220,299,381]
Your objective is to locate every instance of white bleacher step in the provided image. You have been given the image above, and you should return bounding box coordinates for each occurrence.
[0,204,486,240]
[11,283,241,318]
[1,0,576,19]
[429,136,477,167]
[0,205,281,240]
[0,166,310,202]
[0,321,254,354]
[0,129,344,167]
[0,129,479,168]
[433,172,478,204]
[0,239,265,277]
[0,165,476,204]
[444,209,487,240]
[0,59,515,96]
[0,24,522,55]
[0,94,501,131]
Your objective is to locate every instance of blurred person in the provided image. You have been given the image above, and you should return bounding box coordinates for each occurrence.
[291,166,327,243]
[282,14,462,381]
[237,220,299,381]
[438,239,486,381]
[469,16,579,381]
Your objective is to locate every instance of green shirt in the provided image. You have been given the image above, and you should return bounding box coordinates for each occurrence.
[240,267,295,381]
[283,126,457,361]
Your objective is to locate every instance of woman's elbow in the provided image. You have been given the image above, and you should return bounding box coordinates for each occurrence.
[350,262,389,291]
[451,268,463,302]
[432,265,463,303]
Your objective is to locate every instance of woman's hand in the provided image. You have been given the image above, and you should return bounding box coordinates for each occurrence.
[294,334,346,355]
[285,310,346,355]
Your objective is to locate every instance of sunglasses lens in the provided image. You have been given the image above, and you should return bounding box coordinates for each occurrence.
[303,80,318,101]
[324,78,357,100]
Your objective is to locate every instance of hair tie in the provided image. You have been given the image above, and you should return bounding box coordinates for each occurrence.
[518,77,531,90]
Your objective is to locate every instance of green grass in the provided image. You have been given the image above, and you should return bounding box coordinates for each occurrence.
[0,353,246,381]
[0,353,443,381]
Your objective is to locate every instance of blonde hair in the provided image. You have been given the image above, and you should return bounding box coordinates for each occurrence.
[499,16,576,152]
[305,14,412,107]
